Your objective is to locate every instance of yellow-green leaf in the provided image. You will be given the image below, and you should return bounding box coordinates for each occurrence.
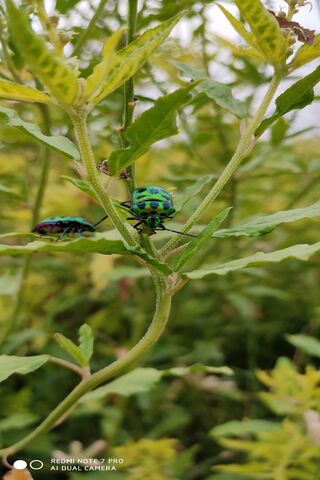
[217,4,264,58]
[6,0,78,105]
[83,28,125,102]
[214,34,264,60]
[0,80,51,103]
[234,0,287,67]
[92,11,184,104]
[289,33,320,70]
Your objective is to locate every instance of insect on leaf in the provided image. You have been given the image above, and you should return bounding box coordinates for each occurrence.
[0,233,172,274]
[54,333,88,367]
[234,0,287,67]
[0,80,51,103]
[6,0,78,105]
[174,62,248,118]
[0,355,50,383]
[0,106,80,160]
[92,11,184,104]
[78,324,94,363]
[108,83,197,175]
[83,28,126,102]
[173,208,232,272]
[183,241,320,279]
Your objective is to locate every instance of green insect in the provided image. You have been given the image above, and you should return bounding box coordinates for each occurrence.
[119,186,196,237]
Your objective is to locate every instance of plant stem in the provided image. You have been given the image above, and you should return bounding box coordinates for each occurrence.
[0,273,172,456]
[49,357,84,377]
[73,0,110,57]
[161,72,282,256]
[70,110,137,247]
[36,0,63,57]
[0,104,51,346]
[121,0,138,193]
[0,31,20,82]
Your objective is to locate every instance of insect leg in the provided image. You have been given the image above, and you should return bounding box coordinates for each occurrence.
[93,214,109,227]
[77,229,83,238]
[117,205,132,213]
[158,223,197,238]
[56,226,71,241]
[133,220,144,230]
[120,201,131,207]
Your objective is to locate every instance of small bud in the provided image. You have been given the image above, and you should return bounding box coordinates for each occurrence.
[49,15,59,25]
[285,47,294,57]
[98,160,130,180]
[59,29,74,45]
[128,101,136,108]
[277,10,286,17]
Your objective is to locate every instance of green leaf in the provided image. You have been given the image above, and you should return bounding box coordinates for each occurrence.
[80,364,232,402]
[255,65,320,137]
[6,0,78,105]
[214,200,320,238]
[217,4,264,57]
[234,0,287,66]
[102,266,150,280]
[108,83,196,175]
[78,324,94,363]
[270,117,289,145]
[184,241,320,279]
[54,333,88,367]
[0,354,50,382]
[0,232,172,274]
[174,62,247,118]
[92,12,184,104]
[0,183,21,198]
[0,106,80,160]
[210,419,280,437]
[62,176,99,201]
[173,208,231,271]
[0,413,39,432]
[0,79,51,103]
[286,334,320,358]
[289,33,320,70]
[83,28,125,101]
[174,175,214,213]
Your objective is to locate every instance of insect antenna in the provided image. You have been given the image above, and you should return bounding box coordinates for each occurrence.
[93,214,109,227]
[160,226,197,238]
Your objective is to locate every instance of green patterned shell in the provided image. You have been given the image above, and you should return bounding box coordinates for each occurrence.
[130,186,175,221]
[131,186,174,205]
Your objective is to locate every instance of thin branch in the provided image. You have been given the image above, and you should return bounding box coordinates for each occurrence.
[121,0,138,193]
[49,357,85,377]
[73,0,110,57]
